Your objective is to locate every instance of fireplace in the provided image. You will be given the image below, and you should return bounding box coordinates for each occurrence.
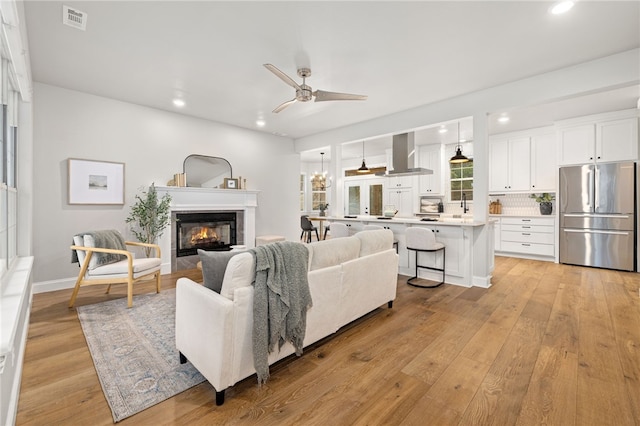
[155,186,257,274]
[176,212,237,257]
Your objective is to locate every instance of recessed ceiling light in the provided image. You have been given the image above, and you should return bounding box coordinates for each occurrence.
[498,116,510,123]
[438,126,448,134]
[256,119,266,127]
[550,1,574,15]
[172,98,185,107]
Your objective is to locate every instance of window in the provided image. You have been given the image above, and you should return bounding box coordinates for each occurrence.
[0,58,19,278]
[450,158,473,201]
[310,176,327,210]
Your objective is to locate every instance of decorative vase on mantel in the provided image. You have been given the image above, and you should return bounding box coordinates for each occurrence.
[539,202,553,215]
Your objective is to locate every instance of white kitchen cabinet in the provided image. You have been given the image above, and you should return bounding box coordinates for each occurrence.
[530,132,557,191]
[493,218,501,251]
[386,187,414,217]
[374,221,409,268]
[498,217,555,259]
[489,136,530,192]
[558,112,638,166]
[558,124,594,165]
[596,118,638,163]
[386,175,415,189]
[434,225,466,278]
[417,145,442,194]
[409,224,466,278]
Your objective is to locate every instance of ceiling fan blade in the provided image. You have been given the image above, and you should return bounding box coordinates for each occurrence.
[272,98,297,113]
[264,64,301,90]
[313,90,368,102]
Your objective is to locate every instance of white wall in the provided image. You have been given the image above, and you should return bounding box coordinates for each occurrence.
[32,83,299,286]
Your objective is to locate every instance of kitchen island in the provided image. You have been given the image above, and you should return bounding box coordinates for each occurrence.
[327,216,494,288]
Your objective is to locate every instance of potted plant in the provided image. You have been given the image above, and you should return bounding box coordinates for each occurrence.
[126,183,172,257]
[318,203,329,217]
[530,193,555,215]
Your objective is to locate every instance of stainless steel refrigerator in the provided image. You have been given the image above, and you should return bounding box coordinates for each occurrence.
[559,161,636,271]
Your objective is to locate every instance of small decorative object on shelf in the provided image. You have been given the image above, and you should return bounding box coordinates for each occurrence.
[530,193,555,215]
[489,199,502,214]
[223,177,239,189]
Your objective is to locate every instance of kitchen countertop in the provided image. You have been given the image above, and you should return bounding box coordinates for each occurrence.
[327,216,486,227]
[489,214,556,218]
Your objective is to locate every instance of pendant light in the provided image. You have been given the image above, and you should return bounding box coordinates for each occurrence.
[310,152,331,190]
[357,141,370,173]
[449,121,469,164]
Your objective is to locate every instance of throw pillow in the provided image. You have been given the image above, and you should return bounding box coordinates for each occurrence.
[198,249,239,293]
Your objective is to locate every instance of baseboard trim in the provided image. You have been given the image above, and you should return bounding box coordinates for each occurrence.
[33,277,76,294]
[472,274,493,288]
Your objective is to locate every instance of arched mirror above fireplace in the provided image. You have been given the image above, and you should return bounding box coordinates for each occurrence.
[183,154,232,188]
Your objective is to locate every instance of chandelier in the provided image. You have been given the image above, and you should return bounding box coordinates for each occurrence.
[310,152,332,190]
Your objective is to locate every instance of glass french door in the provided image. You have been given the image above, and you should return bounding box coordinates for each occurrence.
[345,178,383,216]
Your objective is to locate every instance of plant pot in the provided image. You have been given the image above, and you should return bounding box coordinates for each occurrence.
[539,202,553,215]
[319,210,326,217]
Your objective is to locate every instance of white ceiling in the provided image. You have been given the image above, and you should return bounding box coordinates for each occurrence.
[24,1,640,160]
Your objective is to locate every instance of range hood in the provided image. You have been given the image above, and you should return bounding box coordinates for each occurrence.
[375,132,433,176]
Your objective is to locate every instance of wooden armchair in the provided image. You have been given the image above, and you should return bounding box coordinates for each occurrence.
[70,235,162,308]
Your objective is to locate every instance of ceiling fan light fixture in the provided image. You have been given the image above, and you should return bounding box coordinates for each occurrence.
[264,63,368,113]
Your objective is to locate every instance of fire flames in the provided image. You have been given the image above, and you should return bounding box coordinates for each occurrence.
[190,226,219,246]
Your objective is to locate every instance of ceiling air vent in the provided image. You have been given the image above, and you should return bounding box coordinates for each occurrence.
[62,5,87,31]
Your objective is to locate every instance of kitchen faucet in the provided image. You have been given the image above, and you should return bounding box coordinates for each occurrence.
[461,193,469,214]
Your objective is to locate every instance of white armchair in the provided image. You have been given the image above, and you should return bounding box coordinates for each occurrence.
[70,230,162,308]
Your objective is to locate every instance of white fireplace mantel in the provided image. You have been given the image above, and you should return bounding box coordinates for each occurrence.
[155,186,259,274]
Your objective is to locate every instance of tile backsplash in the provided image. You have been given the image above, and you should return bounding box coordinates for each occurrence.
[425,192,556,216]
[488,192,555,215]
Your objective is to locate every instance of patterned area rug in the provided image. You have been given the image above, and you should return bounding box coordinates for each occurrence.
[77,289,205,422]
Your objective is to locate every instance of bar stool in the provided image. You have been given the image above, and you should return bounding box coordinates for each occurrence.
[327,222,349,239]
[363,224,398,253]
[405,227,445,288]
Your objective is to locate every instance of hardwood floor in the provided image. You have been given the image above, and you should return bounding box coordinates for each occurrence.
[16,257,640,425]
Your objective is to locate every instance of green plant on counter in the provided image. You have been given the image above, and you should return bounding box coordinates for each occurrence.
[530,193,555,203]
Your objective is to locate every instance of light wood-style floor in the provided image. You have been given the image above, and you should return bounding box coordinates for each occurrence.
[16,256,640,425]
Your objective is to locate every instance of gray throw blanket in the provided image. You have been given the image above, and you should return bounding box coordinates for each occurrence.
[71,229,127,267]
[250,241,311,385]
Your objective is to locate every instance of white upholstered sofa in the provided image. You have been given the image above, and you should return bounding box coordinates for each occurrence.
[175,229,399,405]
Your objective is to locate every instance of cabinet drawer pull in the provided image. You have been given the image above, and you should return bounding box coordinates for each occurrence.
[522,233,531,236]
[522,243,531,247]
[522,226,531,229]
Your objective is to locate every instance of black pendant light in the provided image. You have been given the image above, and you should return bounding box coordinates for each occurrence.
[449,121,470,164]
[357,141,370,173]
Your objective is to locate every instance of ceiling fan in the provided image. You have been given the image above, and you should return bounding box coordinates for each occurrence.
[264,63,368,113]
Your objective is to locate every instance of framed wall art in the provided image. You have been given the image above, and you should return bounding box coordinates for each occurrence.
[68,158,125,205]
[223,177,239,189]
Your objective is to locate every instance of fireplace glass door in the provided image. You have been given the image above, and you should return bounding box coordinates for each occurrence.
[176,212,236,256]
